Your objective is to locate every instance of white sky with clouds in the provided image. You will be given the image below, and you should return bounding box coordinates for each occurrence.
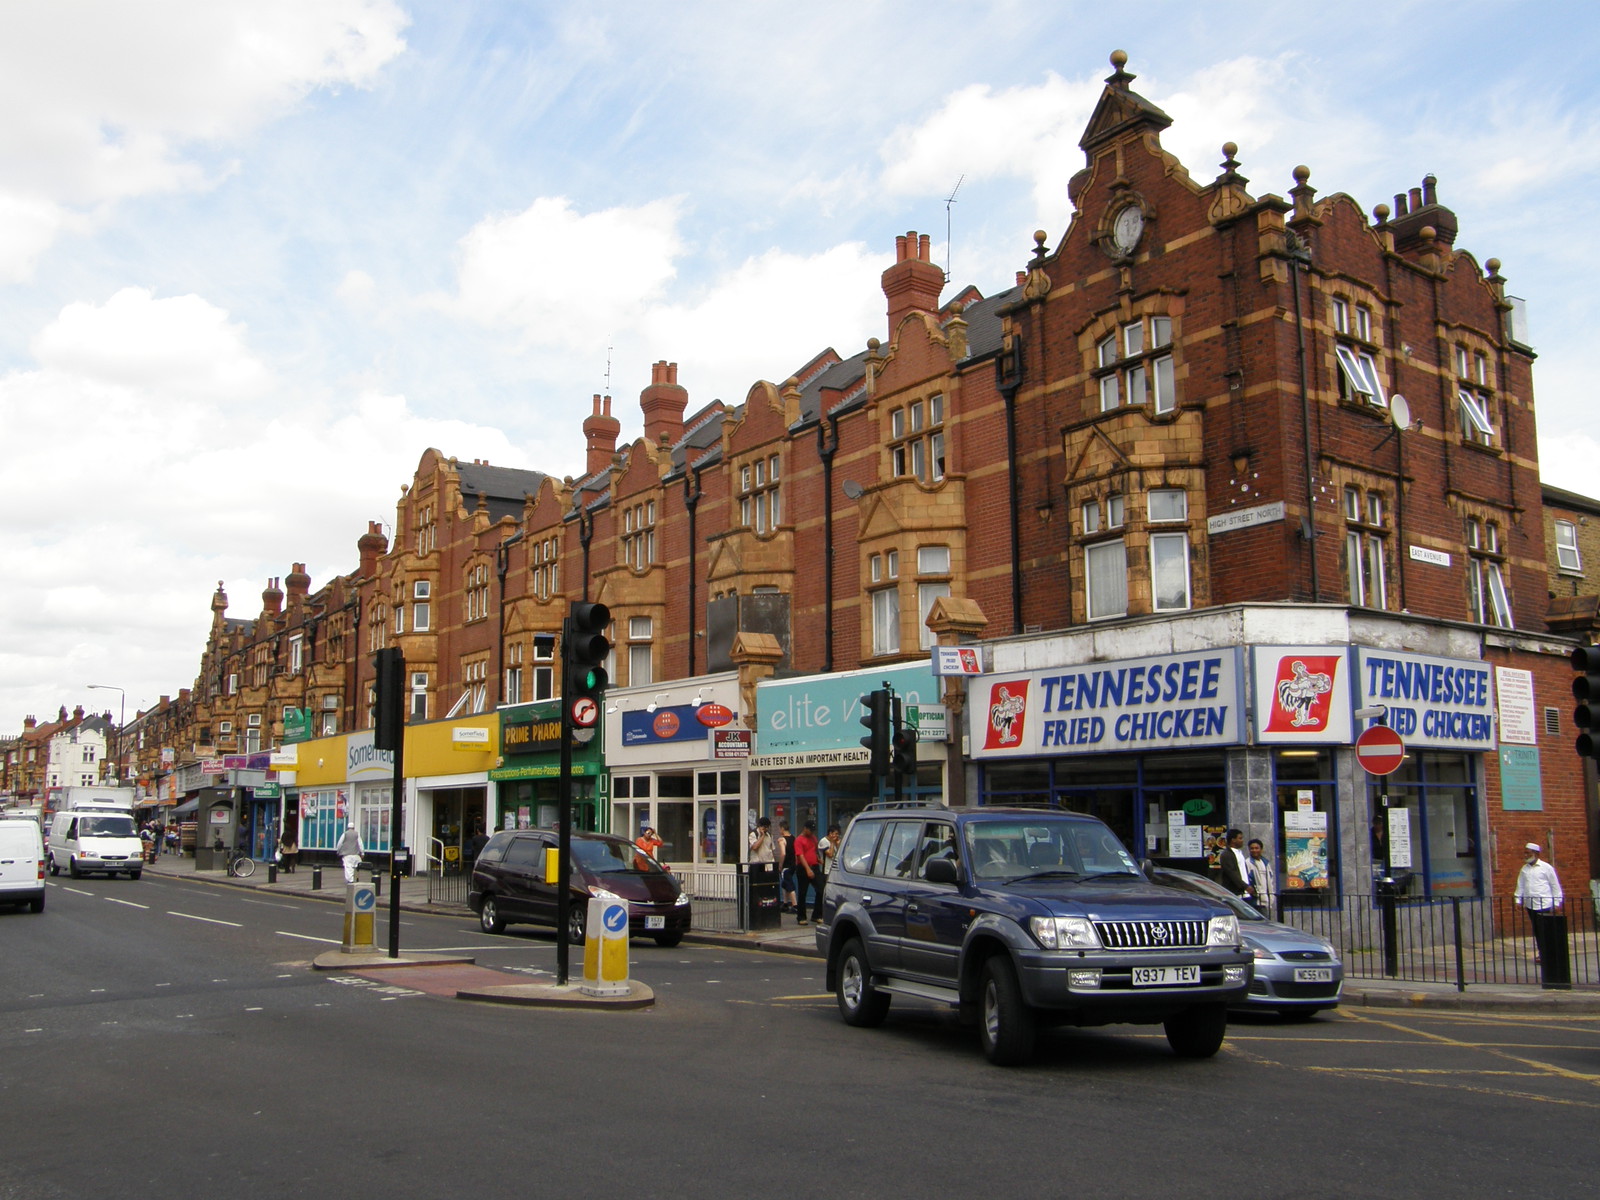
[3,0,1598,733]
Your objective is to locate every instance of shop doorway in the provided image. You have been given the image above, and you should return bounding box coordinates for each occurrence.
[428,786,487,874]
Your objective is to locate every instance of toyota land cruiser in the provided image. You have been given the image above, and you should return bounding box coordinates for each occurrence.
[817,804,1251,1065]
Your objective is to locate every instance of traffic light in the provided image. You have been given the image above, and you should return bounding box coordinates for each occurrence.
[858,688,890,776]
[563,601,611,711]
[372,646,404,751]
[891,698,918,778]
[1572,644,1600,757]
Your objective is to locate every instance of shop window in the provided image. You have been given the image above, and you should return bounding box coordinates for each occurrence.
[1343,486,1389,609]
[890,395,946,482]
[1273,750,1338,907]
[1370,752,1481,898]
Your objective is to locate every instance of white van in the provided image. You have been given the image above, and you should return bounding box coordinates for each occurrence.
[0,817,47,911]
[48,809,144,880]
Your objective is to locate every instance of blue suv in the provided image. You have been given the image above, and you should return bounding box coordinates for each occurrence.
[817,804,1252,1065]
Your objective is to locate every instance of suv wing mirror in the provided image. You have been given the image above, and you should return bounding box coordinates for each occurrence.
[924,856,960,885]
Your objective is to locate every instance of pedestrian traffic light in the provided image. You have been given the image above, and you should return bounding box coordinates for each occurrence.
[563,601,611,710]
[1571,644,1600,757]
[891,700,918,778]
[372,646,404,751]
[858,688,890,776]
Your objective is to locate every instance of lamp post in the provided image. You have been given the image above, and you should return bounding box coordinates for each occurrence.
[87,684,125,784]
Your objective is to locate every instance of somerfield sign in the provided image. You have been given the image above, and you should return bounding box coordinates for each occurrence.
[970,649,1245,758]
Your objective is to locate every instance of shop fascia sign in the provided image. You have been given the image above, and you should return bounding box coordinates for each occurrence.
[756,661,941,756]
[1250,646,1355,743]
[1352,648,1495,751]
[346,733,395,779]
[968,648,1245,758]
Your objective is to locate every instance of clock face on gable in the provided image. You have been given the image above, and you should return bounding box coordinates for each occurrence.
[1111,204,1144,255]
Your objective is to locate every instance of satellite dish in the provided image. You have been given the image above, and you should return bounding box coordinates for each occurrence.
[1389,393,1411,430]
[841,480,864,500]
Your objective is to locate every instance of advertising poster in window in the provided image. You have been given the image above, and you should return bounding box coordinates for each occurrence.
[1283,810,1329,890]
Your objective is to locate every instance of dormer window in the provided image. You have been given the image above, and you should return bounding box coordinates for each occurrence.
[1095,316,1175,414]
[890,395,946,481]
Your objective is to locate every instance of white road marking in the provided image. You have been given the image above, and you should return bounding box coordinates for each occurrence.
[245,1007,263,1012]
[106,898,149,909]
[64,887,93,896]
[25,1028,43,1033]
[167,911,243,927]
[415,945,530,952]
[276,930,340,944]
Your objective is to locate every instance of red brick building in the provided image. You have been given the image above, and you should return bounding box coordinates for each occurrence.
[163,50,1591,898]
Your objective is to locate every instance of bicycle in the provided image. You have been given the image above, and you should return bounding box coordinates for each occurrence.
[224,847,255,878]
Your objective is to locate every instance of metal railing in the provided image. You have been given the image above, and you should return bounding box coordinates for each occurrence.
[1272,892,1599,990]
[677,867,748,933]
[426,836,469,906]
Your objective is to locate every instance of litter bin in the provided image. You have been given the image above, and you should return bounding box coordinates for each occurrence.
[747,863,781,930]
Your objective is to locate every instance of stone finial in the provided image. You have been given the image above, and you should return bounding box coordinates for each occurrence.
[1289,165,1317,223]
[1486,257,1502,280]
[1374,203,1391,225]
[1107,49,1133,85]
[1023,231,1052,301]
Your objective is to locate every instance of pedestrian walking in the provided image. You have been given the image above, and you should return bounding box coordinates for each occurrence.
[278,829,298,873]
[1247,838,1275,917]
[634,826,663,870]
[337,823,364,883]
[793,822,820,925]
[1515,843,1563,965]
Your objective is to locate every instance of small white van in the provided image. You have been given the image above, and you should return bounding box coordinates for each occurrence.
[48,809,144,880]
[0,817,47,911]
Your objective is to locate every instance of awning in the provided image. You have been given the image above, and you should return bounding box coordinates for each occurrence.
[172,798,199,817]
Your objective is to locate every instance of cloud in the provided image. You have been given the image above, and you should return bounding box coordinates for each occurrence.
[0,286,519,733]
[443,196,685,350]
[0,0,409,279]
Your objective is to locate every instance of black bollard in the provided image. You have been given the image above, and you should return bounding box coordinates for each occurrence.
[267,863,277,883]
[311,864,322,890]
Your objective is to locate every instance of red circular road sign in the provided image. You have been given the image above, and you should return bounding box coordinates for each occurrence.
[571,696,599,728]
[1355,724,1406,775]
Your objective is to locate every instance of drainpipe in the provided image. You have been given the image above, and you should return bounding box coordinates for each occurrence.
[996,332,1025,634]
[495,532,523,706]
[683,466,702,676]
[818,415,840,671]
[1289,241,1321,600]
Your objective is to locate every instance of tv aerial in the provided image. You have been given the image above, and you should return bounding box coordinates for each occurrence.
[944,175,964,282]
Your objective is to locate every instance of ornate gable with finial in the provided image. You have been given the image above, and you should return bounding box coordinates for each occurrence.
[1079,50,1174,154]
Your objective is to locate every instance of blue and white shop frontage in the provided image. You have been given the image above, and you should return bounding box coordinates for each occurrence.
[964,607,1502,905]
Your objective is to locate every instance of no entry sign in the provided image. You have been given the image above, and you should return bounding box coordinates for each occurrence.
[1355,724,1406,775]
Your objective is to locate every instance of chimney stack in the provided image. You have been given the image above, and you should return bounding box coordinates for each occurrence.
[358,521,387,577]
[583,394,622,477]
[881,230,944,336]
[640,361,688,448]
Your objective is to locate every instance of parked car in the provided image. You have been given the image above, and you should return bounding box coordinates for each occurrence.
[817,803,1252,1065]
[469,828,690,946]
[1147,866,1343,1018]
[0,816,47,913]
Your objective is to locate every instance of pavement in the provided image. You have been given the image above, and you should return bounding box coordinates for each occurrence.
[137,850,1600,1014]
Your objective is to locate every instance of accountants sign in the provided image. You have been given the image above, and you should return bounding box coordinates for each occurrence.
[970,649,1245,758]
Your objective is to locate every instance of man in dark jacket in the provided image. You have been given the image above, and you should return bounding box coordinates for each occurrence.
[1218,829,1254,901]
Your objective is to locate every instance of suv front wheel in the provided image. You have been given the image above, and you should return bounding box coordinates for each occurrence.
[835,938,890,1027]
[1164,1003,1228,1058]
[978,955,1036,1066]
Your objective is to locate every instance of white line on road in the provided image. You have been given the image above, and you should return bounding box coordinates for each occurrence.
[64,887,93,896]
[277,930,340,944]
[245,1007,263,1012]
[167,911,243,927]
[414,945,530,952]
[105,898,149,909]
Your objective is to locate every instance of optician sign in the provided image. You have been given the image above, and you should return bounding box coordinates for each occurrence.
[1353,648,1495,751]
[968,649,1244,758]
[756,662,940,755]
